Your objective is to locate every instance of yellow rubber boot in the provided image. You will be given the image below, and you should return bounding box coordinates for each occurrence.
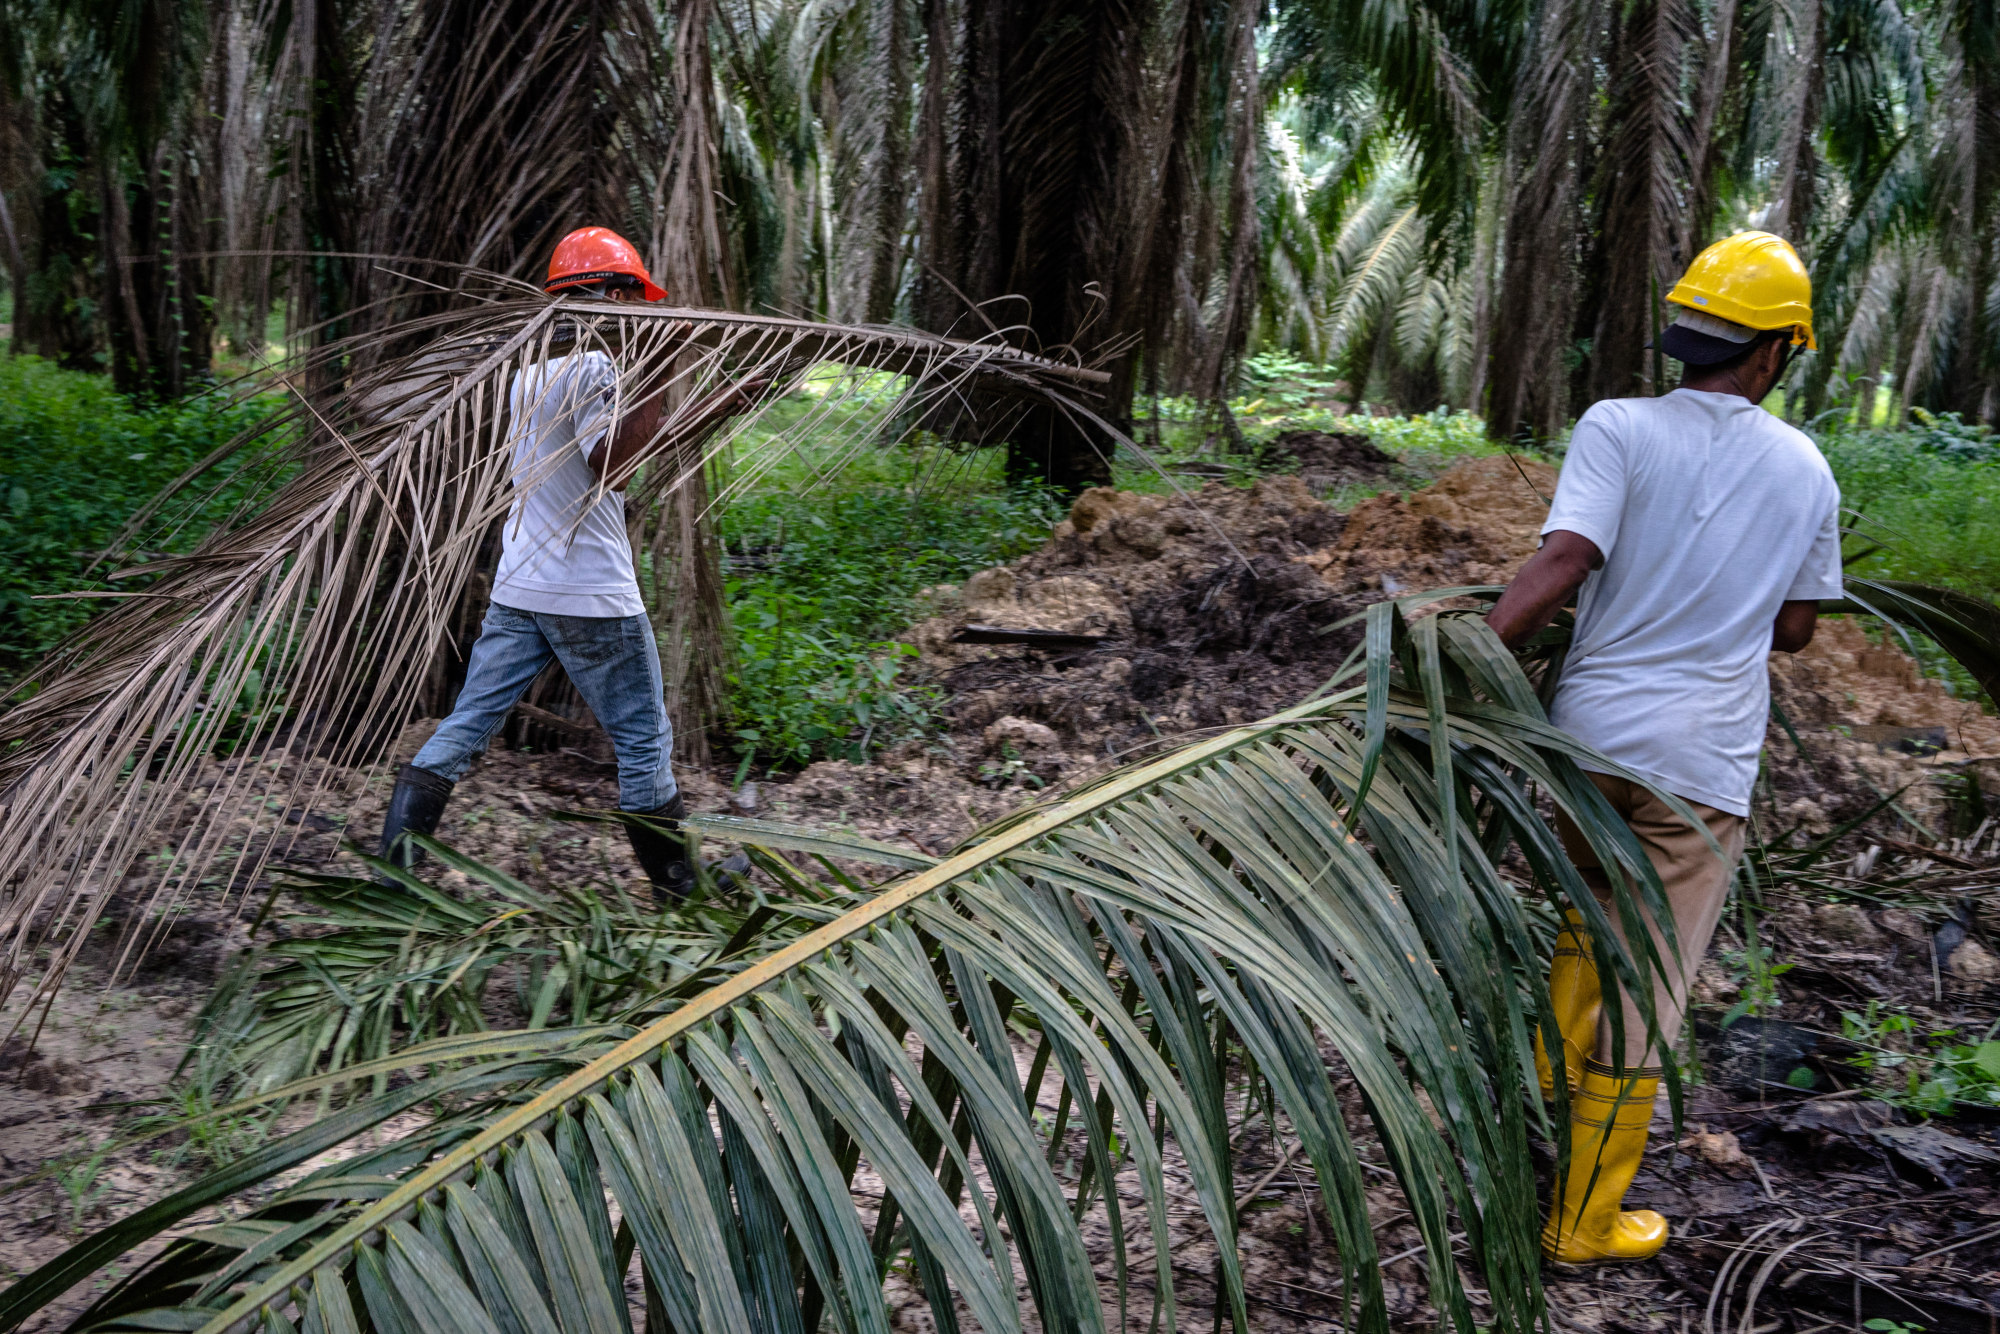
[1542,1061,1667,1264]
[1534,910,1602,1099]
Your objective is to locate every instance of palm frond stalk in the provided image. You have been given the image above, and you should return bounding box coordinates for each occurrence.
[0,295,1111,1012]
[0,601,1693,1334]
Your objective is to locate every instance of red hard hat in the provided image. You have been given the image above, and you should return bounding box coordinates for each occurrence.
[545,227,667,301]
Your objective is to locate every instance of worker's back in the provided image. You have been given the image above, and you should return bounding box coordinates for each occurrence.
[493,351,643,617]
[1544,386,1842,814]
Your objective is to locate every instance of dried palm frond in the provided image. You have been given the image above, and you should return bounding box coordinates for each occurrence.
[0,599,1691,1334]
[0,295,1112,1014]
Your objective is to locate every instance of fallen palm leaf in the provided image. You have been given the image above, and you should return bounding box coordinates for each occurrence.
[0,602,1690,1334]
[178,837,842,1115]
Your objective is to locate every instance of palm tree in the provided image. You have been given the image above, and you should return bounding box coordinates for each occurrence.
[0,0,218,395]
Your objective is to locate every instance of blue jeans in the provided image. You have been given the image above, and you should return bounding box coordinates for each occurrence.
[411,603,678,810]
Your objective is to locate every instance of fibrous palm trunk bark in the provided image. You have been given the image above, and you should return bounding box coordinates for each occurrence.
[1582,0,1695,404]
[912,0,1259,494]
[1486,0,1591,443]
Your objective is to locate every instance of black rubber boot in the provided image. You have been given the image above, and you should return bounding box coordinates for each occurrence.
[377,763,455,880]
[625,792,696,901]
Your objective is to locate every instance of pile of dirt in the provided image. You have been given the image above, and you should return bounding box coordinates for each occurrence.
[904,455,1564,784]
[1763,620,2000,835]
[906,450,2000,838]
[1303,452,1557,595]
[905,476,1365,774]
[1780,617,2000,753]
[1265,428,1397,494]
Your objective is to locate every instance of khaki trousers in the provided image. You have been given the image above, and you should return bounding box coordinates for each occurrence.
[1554,772,1746,1067]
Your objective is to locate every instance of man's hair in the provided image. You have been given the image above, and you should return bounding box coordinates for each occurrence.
[1703,327,1794,375]
[566,273,644,297]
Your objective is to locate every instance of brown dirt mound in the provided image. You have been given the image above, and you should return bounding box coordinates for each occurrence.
[1266,428,1397,494]
[906,458,1563,778]
[1303,453,1556,595]
[1784,618,2000,751]
[906,477,1366,774]
[1767,618,2000,837]
[909,454,2000,834]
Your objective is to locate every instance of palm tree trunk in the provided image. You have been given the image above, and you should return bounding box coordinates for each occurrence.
[1764,0,1823,241]
[1486,0,1590,442]
[1583,0,1695,405]
[1684,0,1745,250]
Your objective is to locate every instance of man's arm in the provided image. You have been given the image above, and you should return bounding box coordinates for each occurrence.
[588,376,768,490]
[1484,530,1604,649]
[587,384,666,491]
[1771,599,1818,653]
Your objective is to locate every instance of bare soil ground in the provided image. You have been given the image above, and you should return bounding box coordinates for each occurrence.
[6,445,2000,1331]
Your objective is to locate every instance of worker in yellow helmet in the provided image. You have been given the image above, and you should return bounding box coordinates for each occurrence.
[1486,232,1841,1264]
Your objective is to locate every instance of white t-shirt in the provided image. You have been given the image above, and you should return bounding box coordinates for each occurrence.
[491,352,645,618]
[1543,389,1843,816]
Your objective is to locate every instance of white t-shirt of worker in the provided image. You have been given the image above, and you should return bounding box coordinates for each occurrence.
[491,351,646,618]
[1542,388,1843,816]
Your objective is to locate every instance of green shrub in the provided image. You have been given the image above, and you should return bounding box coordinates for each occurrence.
[1841,1000,2000,1114]
[1907,408,1998,463]
[0,354,277,671]
[1818,425,2000,602]
[718,454,1062,770]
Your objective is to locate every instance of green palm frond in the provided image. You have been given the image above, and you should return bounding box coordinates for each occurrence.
[1392,266,1450,367]
[181,839,844,1112]
[0,601,1692,1334]
[1327,195,1428,353]
[1827,576,2000,706]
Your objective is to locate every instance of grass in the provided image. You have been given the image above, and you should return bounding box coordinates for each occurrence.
[1819,419,2000,600]
[714,435,1063,771]
[0,354,281,674]
[1800,413,2000,703]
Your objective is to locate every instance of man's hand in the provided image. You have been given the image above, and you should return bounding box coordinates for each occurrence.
[1771,599,1818,653]
[1484,529,1604,648]
[711,375,772,415]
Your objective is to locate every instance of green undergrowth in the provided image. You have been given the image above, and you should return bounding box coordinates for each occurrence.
[0,354,280,675]
[716,439,1062,772]
[1839,1000,2000,1115]
[1114,350,1527,495]
[1808,415,2000,703]
[1819,421,2000,603]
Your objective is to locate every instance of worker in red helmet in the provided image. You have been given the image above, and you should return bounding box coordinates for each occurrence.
[375,227,760,900]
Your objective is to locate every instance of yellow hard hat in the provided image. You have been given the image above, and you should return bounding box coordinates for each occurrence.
[1664,230,1815,353]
